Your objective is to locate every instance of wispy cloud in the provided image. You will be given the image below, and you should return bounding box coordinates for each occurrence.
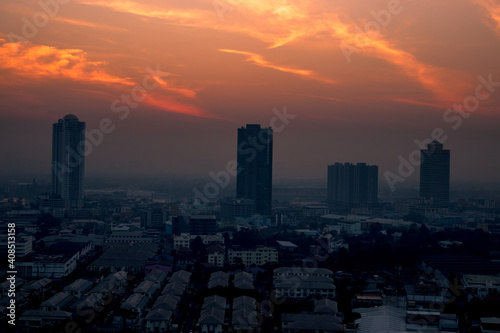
[219,49,336,84]
[51,17,130,32]
[72,0,466,104]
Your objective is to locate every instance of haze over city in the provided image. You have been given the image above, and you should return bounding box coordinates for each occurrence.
[1,0,500,187]
[4,2,500,332]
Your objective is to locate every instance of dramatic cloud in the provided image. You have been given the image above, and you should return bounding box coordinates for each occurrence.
[0,40,133,85]
[0,40,213,118]
[70,0,469,105]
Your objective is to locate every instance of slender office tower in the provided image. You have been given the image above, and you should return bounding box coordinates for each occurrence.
[236,124,273,217]
[420,140,450,207]
[51,114,86,208]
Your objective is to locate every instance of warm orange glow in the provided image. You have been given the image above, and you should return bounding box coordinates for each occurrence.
[219,49,336,84]
[69,0,468,104]
[474,0,500,38]
[0,41,134,86]
[144,94,214,119]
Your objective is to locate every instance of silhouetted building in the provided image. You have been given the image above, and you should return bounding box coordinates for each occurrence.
[220,198,255,221]
[172,215,217,235]
[420,140,450,208]
[51,114,85,208]
[236,124,273,217]
[327,162,378,206]
[172,216,190,235]
[189,215,217,235]
[141,208,168,229]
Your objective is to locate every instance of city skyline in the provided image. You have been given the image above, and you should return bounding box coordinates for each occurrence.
[0,0,500,187]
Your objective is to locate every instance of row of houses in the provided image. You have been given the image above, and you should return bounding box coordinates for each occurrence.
[273,267,337,299]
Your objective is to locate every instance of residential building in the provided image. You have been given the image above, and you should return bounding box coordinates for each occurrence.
[220,198,255,221]
[302,205,329,217]
[462,274,500,301]
[19,310,72,332]
[40,292,74,312]
[17,241,93,278]
[199,296,226,333]
[228,246,278,266]
[51,114,85,208]
[236,124,273,217]
[207,244,225,267]
[327,162,378,207]
[63,279,93,299]
[420,140,450,208]
[190,215,217,235]
[232,296,258,332]
[273,267,336,299]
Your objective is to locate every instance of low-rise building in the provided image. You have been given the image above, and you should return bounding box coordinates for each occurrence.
[17,241,93,278]
[232,296,258,332]
[234,271,254,290]
[302,205,329,217]
[173,233,191,250]
[19,278,52,299]
[40,292,74,312]
[228,246,278,266]
[462,274,500,301]
[63,279,94,299]
[121,293,150,315]
[199,295,226,333]
[274,267,336,299]
[134,280,160,297]
[480,317,500,333]
[18,310,72,332]
[208,271,230,289]
[207,244,225,267]
[145,309,173,333]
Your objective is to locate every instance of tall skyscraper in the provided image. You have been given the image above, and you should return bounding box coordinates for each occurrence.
[51,114,86,208]
[420,140,450,207]
[236,124,273,217]
[327,162,378,206]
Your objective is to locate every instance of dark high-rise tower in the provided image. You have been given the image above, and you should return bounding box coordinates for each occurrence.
[236,124,273,217]
[327,162,378,206]
[420,140,450,207]
[51,114,85,208]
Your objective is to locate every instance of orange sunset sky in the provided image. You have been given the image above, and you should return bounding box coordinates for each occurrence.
[0,0,499,187]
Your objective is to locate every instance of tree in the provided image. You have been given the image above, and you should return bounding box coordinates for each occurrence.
[190,236,206,259]
[369,223,383,236]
